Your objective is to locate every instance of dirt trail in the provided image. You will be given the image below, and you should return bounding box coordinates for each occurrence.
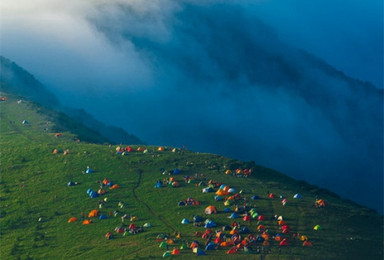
[132,169,176,231]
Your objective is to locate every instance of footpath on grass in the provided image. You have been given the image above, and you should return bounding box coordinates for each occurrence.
[131,169,176,232]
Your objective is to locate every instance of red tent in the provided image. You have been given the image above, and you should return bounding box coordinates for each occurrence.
[129,223,136,229]
[226,246,238,254]
[243,215,251,222]
[279,238,289,246]
[257,215,266,221]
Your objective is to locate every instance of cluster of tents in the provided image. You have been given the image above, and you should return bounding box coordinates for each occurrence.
[225,168,252,177]
[154,174,324,257]
[115,146,180,155]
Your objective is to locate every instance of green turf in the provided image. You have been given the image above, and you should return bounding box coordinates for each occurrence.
[0,93,382,259]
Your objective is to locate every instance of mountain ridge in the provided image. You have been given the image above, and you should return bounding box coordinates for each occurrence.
[0,56,144,145]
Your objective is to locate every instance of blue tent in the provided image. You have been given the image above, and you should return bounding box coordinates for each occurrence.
[155,182,162,188]
[67,181,75,187]
[229,213,239,219]
[293,193,302,199]
[214,195,223,201]
[193,216,202,222]
[181,218,190,224]
[178,201,185,206]
[205,220,216,228]
[251,195,261,200]
[240,227,250,234]
[85,168,93,174]
[86,188,93,194]
[173,168,181,174]
[202,187,214,193]
[223,207,231,213]
[205,242,216,250]
[89,191,98,198]
[107,182,113,187]
[219,184,226,189]
[196,249,206,255]
[99,214,107,220]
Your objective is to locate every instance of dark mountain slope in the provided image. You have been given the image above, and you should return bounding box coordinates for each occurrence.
[0,56,143,145]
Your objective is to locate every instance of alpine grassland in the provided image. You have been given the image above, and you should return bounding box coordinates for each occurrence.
[0,93,382,259]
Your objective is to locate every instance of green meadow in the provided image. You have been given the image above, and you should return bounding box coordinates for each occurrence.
[0,93,382,259]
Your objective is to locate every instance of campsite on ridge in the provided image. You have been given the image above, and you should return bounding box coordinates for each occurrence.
[0,92,382,259]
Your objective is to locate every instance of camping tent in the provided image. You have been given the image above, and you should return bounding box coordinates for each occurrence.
[279,238,289,246]
[82,219,92,225]
[181,218,190,224]
[205,206,217,214]
[202,187,214,193]
[204,220,217,228]
[89,191,98,198]
[223,207,231,212]
[229,213,239,219]
[293,193,302,199]
[313,225,322,230]
[205,242,216,250]
[226,246,238,254]
[99,214,107,220]
[251,195,260,200]
[171,248,180,255]
[88,210,99,218]
[215,195,223,201]
[257,215,266,221]
[68,217,77,223]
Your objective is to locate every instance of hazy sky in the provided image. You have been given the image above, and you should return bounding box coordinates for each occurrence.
[1,0,383,211]
[1,0,382,88]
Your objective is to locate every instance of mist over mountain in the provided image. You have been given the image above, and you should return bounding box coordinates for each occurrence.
[0,56,143,145]
[1,1,382,212]
[87,1,383,211]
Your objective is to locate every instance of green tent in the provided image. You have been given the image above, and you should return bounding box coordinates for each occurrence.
[314,225,322,230]
[159,241,168,248]
[163,251,172,257]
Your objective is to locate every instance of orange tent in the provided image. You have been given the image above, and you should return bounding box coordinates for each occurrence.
[216,189,229,196]
[55,133,63,137]
[158,147,164,151]
[109,184,120,189]
[190,241,199,249]
[171,248,180,255]
[205,205,217,214]
[82,219,92,225]
[225,170,232,175]
[220,241,234,247]
[88,210,99,218]
[137,147,145,152]
[68,217,77,223]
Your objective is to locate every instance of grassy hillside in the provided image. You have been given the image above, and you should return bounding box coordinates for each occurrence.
[0,93,382,260]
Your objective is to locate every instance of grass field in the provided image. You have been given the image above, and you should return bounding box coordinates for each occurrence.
[0,93,382,259]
